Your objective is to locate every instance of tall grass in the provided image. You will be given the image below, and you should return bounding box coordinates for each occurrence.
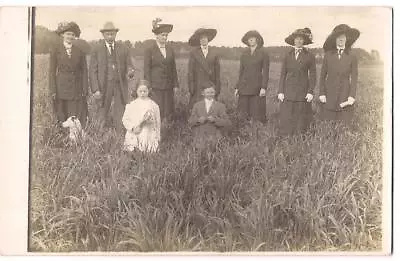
[29,54,383,252]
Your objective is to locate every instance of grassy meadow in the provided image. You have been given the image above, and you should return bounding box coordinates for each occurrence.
[29,54,384,252]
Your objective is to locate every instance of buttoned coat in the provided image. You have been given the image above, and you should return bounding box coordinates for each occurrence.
[278,48,316,101]
[188,47,221,102]
[143,40,179,90]
[49,42,88,100]
[189,100,231,139]
[89,40,134,105]
[319,49,358,111]
[236,47,270,95]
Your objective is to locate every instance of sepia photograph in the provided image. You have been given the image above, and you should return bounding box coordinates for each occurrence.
[25,5,392,253]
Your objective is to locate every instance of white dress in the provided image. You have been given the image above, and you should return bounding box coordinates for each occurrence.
[122,98,161,153]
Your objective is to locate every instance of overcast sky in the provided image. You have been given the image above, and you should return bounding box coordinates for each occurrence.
[35,6,391,52]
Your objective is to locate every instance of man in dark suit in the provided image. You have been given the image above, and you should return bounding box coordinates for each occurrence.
[235,30,270,123]
[89,21,135,133]
[187,27,221,110]
[144,18,179,121]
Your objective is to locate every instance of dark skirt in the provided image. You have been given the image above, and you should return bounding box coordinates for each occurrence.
[237,95,266,123]
[319,105,355,123]
[151,89,174,120]
[55,98,88,127]
[279,100,313,135]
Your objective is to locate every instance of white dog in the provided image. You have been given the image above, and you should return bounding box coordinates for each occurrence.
[61,116,85,143]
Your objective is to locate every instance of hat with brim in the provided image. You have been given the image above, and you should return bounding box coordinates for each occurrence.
[285,28,313,46]
[323,24,360,51]
[152,24,173,35]
[188,28,217,46]
[241,30,264,47]
[55,21,81,38]
[100,22,119,33]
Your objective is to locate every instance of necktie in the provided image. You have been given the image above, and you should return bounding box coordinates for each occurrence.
[202,48,208,57]
[338,49,343,59]
[66,48,72,58]
[295,49,301,60]
[109,44,114,55]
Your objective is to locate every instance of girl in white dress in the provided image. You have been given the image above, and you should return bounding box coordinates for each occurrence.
[122,80,161,153]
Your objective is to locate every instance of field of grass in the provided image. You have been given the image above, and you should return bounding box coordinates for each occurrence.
[29,54,384,252]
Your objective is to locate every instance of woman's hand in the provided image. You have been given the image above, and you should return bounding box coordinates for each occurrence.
[259,88,266,97]
[305,93,313,102]
[347,96,355,105]
[93,91,102,100]
[234,89,239,98]
[319,95,327,103]
[277,93,284,102]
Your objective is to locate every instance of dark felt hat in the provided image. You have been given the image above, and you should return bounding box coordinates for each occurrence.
[100,22,119,33]
[152,18,173,34]
[323,24,360,51]
[188,28,217,46]
[55,21,81,38]
[285,28,313,46]
[241,30,264,47]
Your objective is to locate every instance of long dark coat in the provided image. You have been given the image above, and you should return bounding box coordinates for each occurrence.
[49,42,88,124]
[319,49,358,112]
[188,47,221,108]
[89,40,134,106]
[143,40,179,90]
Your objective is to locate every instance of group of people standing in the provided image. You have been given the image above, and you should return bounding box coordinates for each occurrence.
[48,18,360,152]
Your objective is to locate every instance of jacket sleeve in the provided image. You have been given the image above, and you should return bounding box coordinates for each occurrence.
[89,46,99,93]
[81,51,89,96]
[188,104,199,127]
[48,47,57,96]
[188,52,195,94]
[171,49,179,88]
[262,50,270,90]
[143,46,152,83]
[214,104,231,128]
[319,54,328,96]
[278,55,287,94]
[308,53,317,95]
[215,54,221,96]
[349,55,358,98]
[235,55,244,90]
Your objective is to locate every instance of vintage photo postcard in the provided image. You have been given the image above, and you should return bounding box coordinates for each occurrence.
[0,4,394,256]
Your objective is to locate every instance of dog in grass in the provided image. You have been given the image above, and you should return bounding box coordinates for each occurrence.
[61,116,86,144]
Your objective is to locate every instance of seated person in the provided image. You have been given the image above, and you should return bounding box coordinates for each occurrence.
[122,80,161,153]
[188,81,231,149]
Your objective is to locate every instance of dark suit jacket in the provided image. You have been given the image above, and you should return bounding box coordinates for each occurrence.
[143,40,179,90]
[89,40,134,105]
[236,47,270,95]
[188,47,221,97]
[319,49,358,111]
[49,42,88,100]
[278,48,316,101]
[189,100,231,138]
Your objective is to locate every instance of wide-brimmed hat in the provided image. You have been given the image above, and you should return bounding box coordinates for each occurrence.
[100,22,119,33]
[55,21,81,38]
[241,30,264,47]
[323,24,360,51]
[285,28,313,46]
[188,28,217,46]
[152,18,173,35]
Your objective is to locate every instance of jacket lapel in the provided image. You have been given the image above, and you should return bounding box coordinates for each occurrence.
[193,47,211,74]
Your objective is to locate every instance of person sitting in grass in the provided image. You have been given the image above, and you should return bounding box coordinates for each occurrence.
[189,81,231,149]
[122,80,161,153]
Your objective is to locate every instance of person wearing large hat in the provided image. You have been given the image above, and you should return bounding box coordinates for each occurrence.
[143,18,179,121]
[235,30,269,123]
[187,27,221,110]
[277,27,317,135]
[318,24,360,122]
[89,21,135,133]
[49,21,89,127]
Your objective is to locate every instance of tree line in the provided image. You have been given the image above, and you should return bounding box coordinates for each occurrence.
[34,25,381,64]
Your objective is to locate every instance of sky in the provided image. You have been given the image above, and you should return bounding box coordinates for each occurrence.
[35,6,392,52]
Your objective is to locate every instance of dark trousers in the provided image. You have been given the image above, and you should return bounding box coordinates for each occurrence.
[55,98,87,126]
[237,95,266,122]
[151,89,174,120]
[101,79,126,133]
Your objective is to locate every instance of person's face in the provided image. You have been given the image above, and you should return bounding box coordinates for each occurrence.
[200,35,209,47]
[294,36,304,48]
[102,31,117,44]
[137,85,149,98]
[336,34,347,48]
[156,32,168,44]
[203,87,216,100]
[62,31,76,43]
[248,37,258,47]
